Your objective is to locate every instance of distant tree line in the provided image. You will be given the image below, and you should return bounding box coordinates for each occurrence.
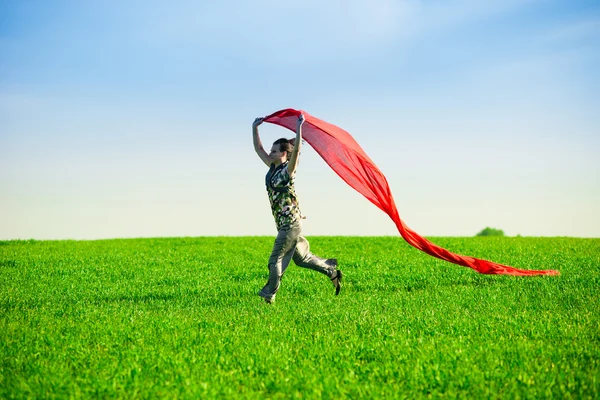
[476,227,505,237]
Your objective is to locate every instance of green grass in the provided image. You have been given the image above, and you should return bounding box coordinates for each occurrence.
[1,236,599,398]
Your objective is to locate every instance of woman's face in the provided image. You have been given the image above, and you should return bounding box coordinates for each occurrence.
[269,145,286,161]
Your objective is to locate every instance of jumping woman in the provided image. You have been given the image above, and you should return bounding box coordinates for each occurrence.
[252,114,342,304]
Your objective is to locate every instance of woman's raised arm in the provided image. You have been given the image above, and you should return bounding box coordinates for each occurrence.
[252,117,271,166]
[287,114,304,176]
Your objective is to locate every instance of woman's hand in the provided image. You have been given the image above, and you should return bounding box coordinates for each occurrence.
[253,117,264,128]
[297,114,305,129]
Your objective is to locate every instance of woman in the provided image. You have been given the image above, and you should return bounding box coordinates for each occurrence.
[253,114,342,304]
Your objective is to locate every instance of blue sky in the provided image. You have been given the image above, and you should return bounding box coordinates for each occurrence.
[1,0,599,239]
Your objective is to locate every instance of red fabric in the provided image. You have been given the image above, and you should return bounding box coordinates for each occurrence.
[263,108,559,276]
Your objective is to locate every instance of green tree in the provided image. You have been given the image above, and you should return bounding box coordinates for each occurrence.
[476,227,505,237]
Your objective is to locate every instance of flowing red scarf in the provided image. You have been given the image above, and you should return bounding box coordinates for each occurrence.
[263,108,559,276]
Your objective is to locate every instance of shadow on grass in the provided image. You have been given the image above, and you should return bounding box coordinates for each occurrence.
[350,273,504,294]
[0,260,17,268]
[448,276,504,288]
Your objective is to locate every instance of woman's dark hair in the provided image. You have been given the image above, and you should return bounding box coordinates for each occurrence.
[273,138,294,159]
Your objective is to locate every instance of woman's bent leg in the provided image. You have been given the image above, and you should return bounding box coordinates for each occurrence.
[292,236,337,277]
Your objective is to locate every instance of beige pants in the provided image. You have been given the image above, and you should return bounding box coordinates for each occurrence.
[259,221,335,301]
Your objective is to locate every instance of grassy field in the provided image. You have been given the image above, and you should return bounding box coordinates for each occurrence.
[1,236,598,398]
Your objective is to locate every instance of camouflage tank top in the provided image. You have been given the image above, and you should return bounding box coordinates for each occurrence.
[265,162,302,230]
